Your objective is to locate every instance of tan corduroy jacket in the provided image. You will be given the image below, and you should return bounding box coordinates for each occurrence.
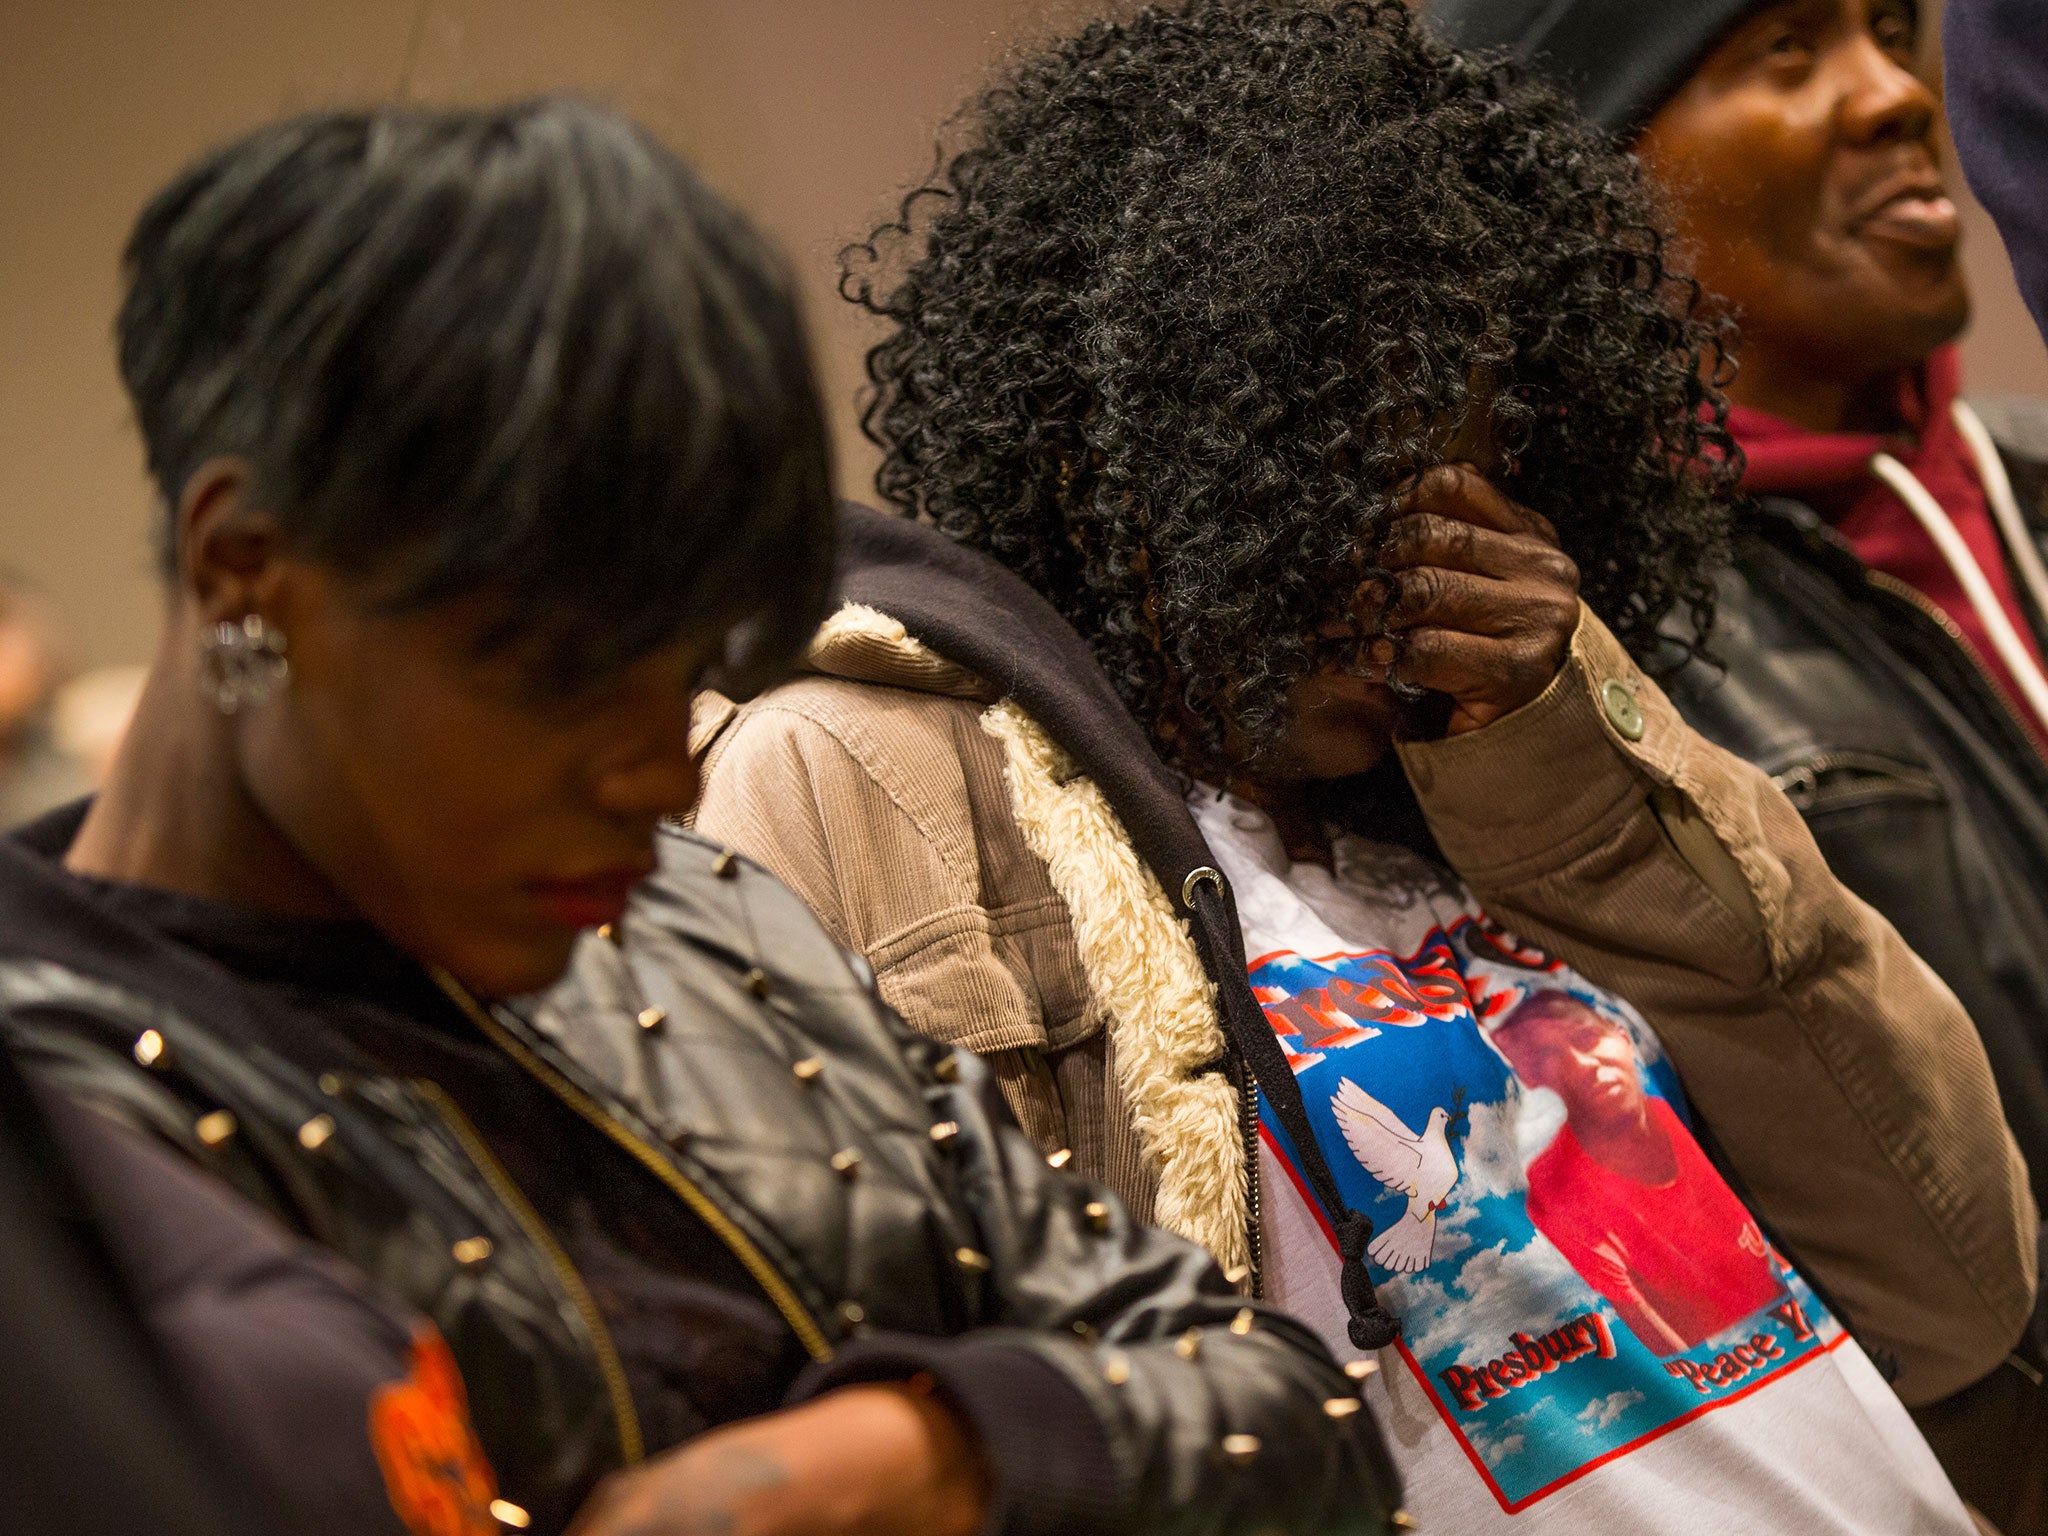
[692,600,2039,1406]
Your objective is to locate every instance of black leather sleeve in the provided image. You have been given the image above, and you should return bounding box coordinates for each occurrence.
[530,830,1403,1535]
[866,1020,1402,1536]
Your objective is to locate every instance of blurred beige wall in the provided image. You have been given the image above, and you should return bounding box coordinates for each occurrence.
[0,0,1088,670]
[1954,180,2048,399]
[4,0,2045,670]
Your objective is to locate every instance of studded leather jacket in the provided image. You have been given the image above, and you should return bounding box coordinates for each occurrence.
[0,813,1400,1536]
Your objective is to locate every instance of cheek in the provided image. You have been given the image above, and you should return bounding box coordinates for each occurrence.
[1279,717,1393,781]
[1277,677,1398,779]
[253,672,599,996]
[1594,1042,1640,1081]
[244,626,574,929]
[1645,100,1833,291]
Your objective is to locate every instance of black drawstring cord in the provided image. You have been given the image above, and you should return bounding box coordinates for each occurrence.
[1335,1213,1402,1349]
[1186,881,1402,1350]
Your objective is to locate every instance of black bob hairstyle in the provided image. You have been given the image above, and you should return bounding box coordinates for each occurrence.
[119,97,835,699]
[847,0,1737,776]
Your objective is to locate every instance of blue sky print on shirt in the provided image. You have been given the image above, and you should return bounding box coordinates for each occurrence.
[1253,915,1846,1512]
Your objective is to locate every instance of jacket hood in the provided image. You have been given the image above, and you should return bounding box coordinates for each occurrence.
[805,604,994,702]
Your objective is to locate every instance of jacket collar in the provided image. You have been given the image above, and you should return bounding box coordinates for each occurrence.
[0,800,451,1071]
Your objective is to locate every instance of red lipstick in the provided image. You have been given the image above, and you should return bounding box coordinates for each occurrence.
[528,868,650,931]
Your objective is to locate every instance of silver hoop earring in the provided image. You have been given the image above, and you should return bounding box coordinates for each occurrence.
[198,615,290,715]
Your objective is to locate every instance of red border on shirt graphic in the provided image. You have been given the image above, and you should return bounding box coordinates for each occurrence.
[1262,1129,1851,1513]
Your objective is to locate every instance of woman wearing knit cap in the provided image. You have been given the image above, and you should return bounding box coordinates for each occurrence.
[1430,0,2048,1514]
[694,2,2033,1530]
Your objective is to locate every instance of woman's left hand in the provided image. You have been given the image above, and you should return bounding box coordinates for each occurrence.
[1360,463,1581,736]
[567,1382,988,1536]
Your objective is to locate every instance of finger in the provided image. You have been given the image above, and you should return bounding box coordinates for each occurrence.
[1371,565,1517,636]
[1382,625,1502,698]
[1380,570,1581,652]
[1398,463,1559,548]
[1390,626,1570,731]
[1379,513,1580,590]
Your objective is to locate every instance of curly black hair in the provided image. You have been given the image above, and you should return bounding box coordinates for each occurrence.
[844,0,1737,776]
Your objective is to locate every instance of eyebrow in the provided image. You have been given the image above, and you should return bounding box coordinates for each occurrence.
[1734,0,1836,35]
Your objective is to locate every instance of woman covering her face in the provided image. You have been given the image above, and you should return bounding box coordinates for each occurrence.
[692,4,2034,1532]
[0,99,1400,1536]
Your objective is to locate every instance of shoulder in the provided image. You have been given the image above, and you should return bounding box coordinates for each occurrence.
[1523,1131,1587,1222]
[641,827,870,990]
[696,675,1022,894]
[548,829,904,1067]
[1655,1098,1729,1181]
[704,675,998,794]
[40,1087,456,1536]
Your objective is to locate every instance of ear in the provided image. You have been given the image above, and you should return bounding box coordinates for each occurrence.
[175,458,285,624]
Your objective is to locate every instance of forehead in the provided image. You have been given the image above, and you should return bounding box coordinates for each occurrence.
[1712,0,1918,53]
[1498,1003,1620,1049]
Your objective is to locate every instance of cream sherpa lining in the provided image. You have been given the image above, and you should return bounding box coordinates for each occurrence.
[979,702,1247,1266]
[809,605,1247,1265]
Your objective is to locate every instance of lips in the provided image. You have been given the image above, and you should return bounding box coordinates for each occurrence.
[1851,169,1960,251]
[1861,192,1959,250]
[528,867,652,931]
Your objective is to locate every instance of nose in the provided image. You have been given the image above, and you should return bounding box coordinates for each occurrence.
[589,696,701,821]
[1835,30,1936,149]
[1567,1045,1606,1077]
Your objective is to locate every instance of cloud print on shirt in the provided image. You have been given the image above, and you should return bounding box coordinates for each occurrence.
[1576,1389,1645,1434]
[1382,1098,1595,1364]
[1471,1412,1534,1469]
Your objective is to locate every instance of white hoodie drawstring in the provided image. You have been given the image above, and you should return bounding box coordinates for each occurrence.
[1869,429,2048,737]
[1950,399,2048,630]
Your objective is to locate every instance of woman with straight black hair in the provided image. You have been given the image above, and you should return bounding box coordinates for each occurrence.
[0,98,1397,1536]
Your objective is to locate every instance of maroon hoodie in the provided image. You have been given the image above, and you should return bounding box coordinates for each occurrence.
[1727,344,2048,743]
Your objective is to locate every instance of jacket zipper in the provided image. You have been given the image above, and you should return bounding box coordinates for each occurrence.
[1768,750,1944,815]
[429,968,836,1363]
[415,1080,646,1465]
[1236,1053,1264,1295]
[1864,568,2048,767]
[1870,449,2048,732]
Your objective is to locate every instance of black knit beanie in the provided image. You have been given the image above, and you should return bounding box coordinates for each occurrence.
[1423,0,1769,135]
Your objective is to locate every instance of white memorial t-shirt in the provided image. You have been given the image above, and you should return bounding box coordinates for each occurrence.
[1189,787,1973,1534]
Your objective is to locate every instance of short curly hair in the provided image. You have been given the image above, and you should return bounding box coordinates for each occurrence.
[845,0,1736,776]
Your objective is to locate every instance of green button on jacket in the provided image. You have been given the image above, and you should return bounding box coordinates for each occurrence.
[1600,678,1644,742]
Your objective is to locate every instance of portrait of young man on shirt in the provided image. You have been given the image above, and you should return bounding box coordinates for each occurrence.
[1489,991,1786,1356]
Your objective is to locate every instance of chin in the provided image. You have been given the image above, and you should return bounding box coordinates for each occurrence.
[1821,304,1964,389]
[439,931,584,1003]
[1925,286,1972,349]
[1874,262,1970,354]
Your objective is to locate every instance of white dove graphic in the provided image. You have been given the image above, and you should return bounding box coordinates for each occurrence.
[1331,1078,1458,1274]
